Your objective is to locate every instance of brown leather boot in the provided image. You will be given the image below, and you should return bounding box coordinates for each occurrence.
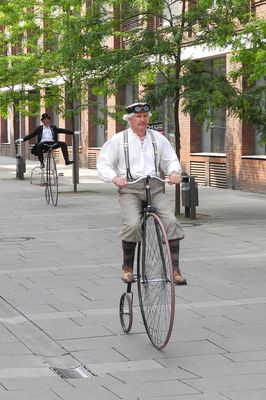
[121,241,136,283]
[173,270,187,285]
[169,239,187,286]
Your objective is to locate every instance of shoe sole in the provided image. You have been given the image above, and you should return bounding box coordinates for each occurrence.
[121,277,135,283]
[174,280,187,286]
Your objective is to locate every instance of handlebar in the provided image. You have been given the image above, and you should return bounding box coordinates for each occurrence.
[127,175,168,185]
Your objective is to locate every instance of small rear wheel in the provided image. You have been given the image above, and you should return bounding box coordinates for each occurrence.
[119,292,133,333]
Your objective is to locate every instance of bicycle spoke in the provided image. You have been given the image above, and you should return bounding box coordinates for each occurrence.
[137,213,175,349]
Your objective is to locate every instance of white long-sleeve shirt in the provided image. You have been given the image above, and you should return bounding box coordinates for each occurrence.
[97,128,181,182]
[40,126,53,142]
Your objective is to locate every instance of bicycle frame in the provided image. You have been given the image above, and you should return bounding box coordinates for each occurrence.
[139,176,169,283]
[119,175,175,349]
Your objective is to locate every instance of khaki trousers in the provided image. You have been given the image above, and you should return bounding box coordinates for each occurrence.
[118,181,184,242]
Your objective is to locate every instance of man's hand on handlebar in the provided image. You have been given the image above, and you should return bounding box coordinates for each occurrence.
[15,138,23,144]
[168,172,181,185]
[112,174,181,188]
[112,176,128,189]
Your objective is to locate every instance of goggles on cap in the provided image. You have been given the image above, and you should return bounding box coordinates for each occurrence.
[125,103,150,114]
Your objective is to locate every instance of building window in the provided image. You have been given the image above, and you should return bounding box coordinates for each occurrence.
[255,132,266,155]
[52,110,59,126]
[202,108,226,153]
[121,2,140,33]
[254,77,266,155]
[202,57,226,153]
[157,97,175,147]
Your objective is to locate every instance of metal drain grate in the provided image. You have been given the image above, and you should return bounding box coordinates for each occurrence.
[52,366,95,379]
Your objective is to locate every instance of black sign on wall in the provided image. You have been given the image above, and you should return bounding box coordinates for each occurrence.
[148,122,164,134]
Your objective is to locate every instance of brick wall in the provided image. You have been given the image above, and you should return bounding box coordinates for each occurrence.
[238,158,266,192]
[0,117,7,144]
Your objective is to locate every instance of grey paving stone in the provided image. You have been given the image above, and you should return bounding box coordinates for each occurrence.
[72,347,129,364]
[86,359,164,375]
[0,324,18,343]
[1,158,266,400]
[0,355,47,368]
[111,365,196,383]
[136,395,226,400]
[17,304,60,314]
[0,391,59,399]
[52,383,121,400]
[207,335,266,353]
[31,317,81,331]
[0,343,32,357]
[158,354,235,375]
[0,376,73,391]
[170,326,227,342]
[110,339,227,362]
[27,310,84,321]
[41,324,114,341]
[185,373,266,393]
[105,379,199,398]
[0,367,54,379]
[225,350,266,363]
[223,389,266,400]
[206,322,266,339]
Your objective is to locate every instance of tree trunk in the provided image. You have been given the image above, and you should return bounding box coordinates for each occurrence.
[174,98,181,216]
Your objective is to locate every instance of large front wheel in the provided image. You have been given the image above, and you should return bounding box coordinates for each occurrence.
[137,213,175,349]
[47,152,58,206]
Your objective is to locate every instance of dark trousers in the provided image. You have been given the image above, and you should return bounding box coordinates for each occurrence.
[31,141,69,163]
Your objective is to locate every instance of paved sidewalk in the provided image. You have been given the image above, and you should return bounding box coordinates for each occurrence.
[1,155,266,400]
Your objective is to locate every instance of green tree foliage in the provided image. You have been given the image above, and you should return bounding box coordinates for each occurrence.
[0,0,42,116]
[87,0,265,140]
[230,18,266,140]
[0,0,107,127]
[0,0,265,140]
[85,0,265,212]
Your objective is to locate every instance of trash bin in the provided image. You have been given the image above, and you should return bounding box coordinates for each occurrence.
[181,174,199,219]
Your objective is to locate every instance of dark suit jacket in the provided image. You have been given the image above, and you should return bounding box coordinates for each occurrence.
[23,125,74,144]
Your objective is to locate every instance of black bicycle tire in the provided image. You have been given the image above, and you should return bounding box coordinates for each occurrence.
[48,151,58,206]
[45,155,50,204]
[137,212,175,349]
[119,292,133,333]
